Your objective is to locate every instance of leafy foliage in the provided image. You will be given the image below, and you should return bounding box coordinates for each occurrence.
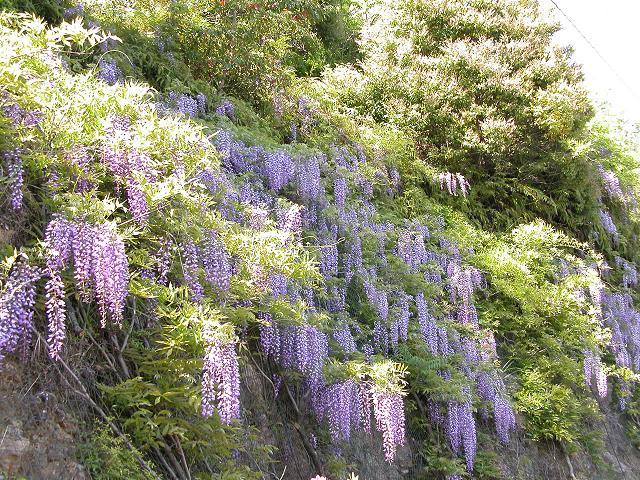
[2,1,640,479]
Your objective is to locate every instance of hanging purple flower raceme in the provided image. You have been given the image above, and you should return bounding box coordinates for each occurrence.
[201,324,240,424]
[597,164,624,200]
[447,400,462,454]
[295,325,329,388]
[269,273,288,298]
[598,209,618,242]
[326,285,346,313]
[594,360,608,398]
[319,226,339,277]
[215,99,235,119]
[155,238,172,286]
[494,393,516,444]
[319,380,359,442]
[333,326,357,356]
[2,148,23,210]
[202,231,232,294]
[182,241,204,302]
[96,60,122,85]
[356,174,373,199]
[460,400,477,472]
[477,372,496,403]
[437,172,470,197]
[276,203,303,233]
[44,217,76,359]
[45,268,66,360]
[176,94,198,118]
[583,348,607,398]
[416,293,438,355]
[125,178,149,224]
[0,260,41,365]
[196,93,207,115]
[258,313,280,361]
[615,256,638,289]
[603,292,640,372]
[92,224,129,327]
[389,167,401,192]
[63,3,84,18]
[264,150,295,191]
[334,175,347,213]
[65,145,94,193]
[344,235,363,283]
[583,348,595,388]
[373,319,389,355]
[296,155,322,201]
[371,389,405,463]
[72,222,95,302]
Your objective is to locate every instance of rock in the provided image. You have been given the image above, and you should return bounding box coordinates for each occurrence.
[603,452,629,475]
[0,422,30,473]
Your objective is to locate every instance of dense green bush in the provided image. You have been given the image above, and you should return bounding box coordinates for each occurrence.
[2,1,640,479]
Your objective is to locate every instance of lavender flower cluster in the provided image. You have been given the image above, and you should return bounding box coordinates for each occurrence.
[2,148,23,210]
[2,103,42,127]
[597,164,624,200]
[96,60,122,86]
[615,256,638,289]
[438,172,470,197]
[201,323,240,424]
[583,349,607,398]
[315,380,369,442]
[0,260,41,365]
[203,115,518,467]
[101,142,154,225]
[215,99,234,119]
[372,389,406,463]
[598,208,618,242]
[602,292,640,375]
[44,217,129,358]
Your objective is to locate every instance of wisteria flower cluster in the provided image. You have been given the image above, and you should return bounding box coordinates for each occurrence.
[437,172,470,197]
[44,217,129,359]
[583,349,608,398]
[96,60,122,86]
[201,322,240,424]
[2,148,23,210]
[597,164,625,200]
[0,259,41,365]
[598,208,618,242]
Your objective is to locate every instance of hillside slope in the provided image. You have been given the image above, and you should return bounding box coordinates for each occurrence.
[1,2,640,479]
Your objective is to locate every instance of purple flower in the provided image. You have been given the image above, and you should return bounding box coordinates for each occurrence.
[92,224,129,327]
[437,172,470,197]
[201,324,240,424]
[333,326,357,356]
[371,389,405,463]
[176,94,198,117]
[96,60,122,86]
[494,394,516,444]
[334,175,347,212]
[182,241,204,302]
[598,208,618,241]
[264,150,295,191]
[3,148,23,210]
[597,164,624,199]
[196,93,207,115]
[296,156,322,201]
[215,99,234,119]
[0,260,41,364]
[45,267,66,359]
[202,232,232,294]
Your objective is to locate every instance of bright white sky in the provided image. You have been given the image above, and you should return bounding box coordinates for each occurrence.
[539,0,640,124]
